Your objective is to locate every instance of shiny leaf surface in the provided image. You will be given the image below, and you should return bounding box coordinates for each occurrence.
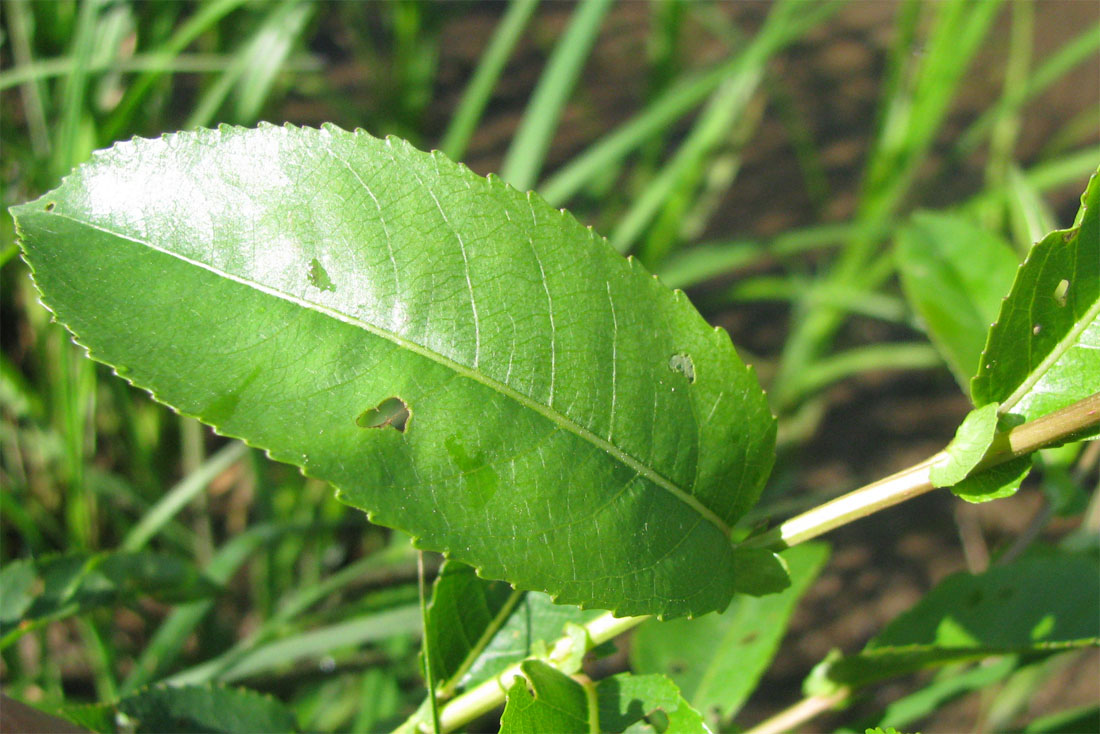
[12,124,775,618]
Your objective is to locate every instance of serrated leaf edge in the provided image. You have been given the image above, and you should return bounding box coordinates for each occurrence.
[12,122,772,619]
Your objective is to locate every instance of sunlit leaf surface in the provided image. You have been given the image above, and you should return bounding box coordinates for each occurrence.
[12,124,775,618]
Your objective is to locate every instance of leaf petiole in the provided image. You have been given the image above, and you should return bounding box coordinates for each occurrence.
[743,391,1100,551]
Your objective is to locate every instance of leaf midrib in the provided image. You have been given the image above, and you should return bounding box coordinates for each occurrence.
[1000,295,1100,414]
[40,208,732,538]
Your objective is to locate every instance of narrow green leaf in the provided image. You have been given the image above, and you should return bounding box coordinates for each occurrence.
[1021,704,1100,734]
[12,124,775,618]
[439,0,540,161]
[500,661,707,734]
[971,167,1100,422]
[811,550,1100,690]
[631,543,829,720]
[63,684,299,734]
[896,211,1019,389]
[499,0,613,191]
[834,657,1017,734]
[424,560,518,691]
[930,403,1000,488]
[0,552,217,644]
[166,604,422,685]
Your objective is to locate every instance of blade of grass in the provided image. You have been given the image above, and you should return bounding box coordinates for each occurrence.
[782,343,943,405]
[146,541,417,688]
[54,0,100,179]
[120,442,248,552]
[166,604,423,685]
[78,618,118,702]
[772,0,1005,411]
[957,20,1100,156]
[1004,164,1056,250]
[419,551,441,734]
[656,222,855,289]
[723,276,911,325]
[1022,146,1100,190]
[440,0,539,161]
[499,0,613,191]
[232,1,315,123]
[101,0,252,142]
[5,0,50,156]
[119,522,302,694]
[607,0,845,255]
[185,0,314,129]
[984,0,1033,190]
[0,53,322,91]
[86,469,193,550]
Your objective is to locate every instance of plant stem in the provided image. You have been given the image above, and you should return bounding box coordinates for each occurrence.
[396,611,651,733]
[740,687,851,734]
[404,394,1099,732]
[745,392,1100,550]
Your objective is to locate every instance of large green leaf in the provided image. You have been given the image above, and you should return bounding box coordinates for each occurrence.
[896,211,1019,389]
[971,167,1100,422]
[11,124,776,618]
[631,543,829,721]
[499,660,708,734]
[808,549,1100,691]
[0,551,217,646]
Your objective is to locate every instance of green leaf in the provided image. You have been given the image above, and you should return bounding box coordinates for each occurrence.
[500,661,707,734]
[0,551,218,644]
[461,590,603,692]
[595,672,709,733]
[949,455,1031,503]
[63,684,299,734]
[971,166,1100,422]
[1021,704,1100,734]
[730,547,791,597]
[834,657,1017,734]
[897,211,1019,389]
[631,543,829,720]
[930,403,1000,488]
[500,661,589,734]
[11,124,776,618]
[811,550,1100,690]
[423,560,518,689]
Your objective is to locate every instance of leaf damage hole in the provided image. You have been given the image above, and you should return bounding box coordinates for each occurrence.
[308,258,336,292]
[44,201,55,212]
[668,353,695,383]
[1053,279,1069,307]
[356,397,410,433]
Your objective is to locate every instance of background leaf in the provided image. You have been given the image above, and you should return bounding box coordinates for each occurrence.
[971,167,1100,422]
[810,549,1100,690]
[11,124,776,618]
[631,542,829,721]
[897,210,1019,389]
[63,684,299,734]
[0,551,217,644]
